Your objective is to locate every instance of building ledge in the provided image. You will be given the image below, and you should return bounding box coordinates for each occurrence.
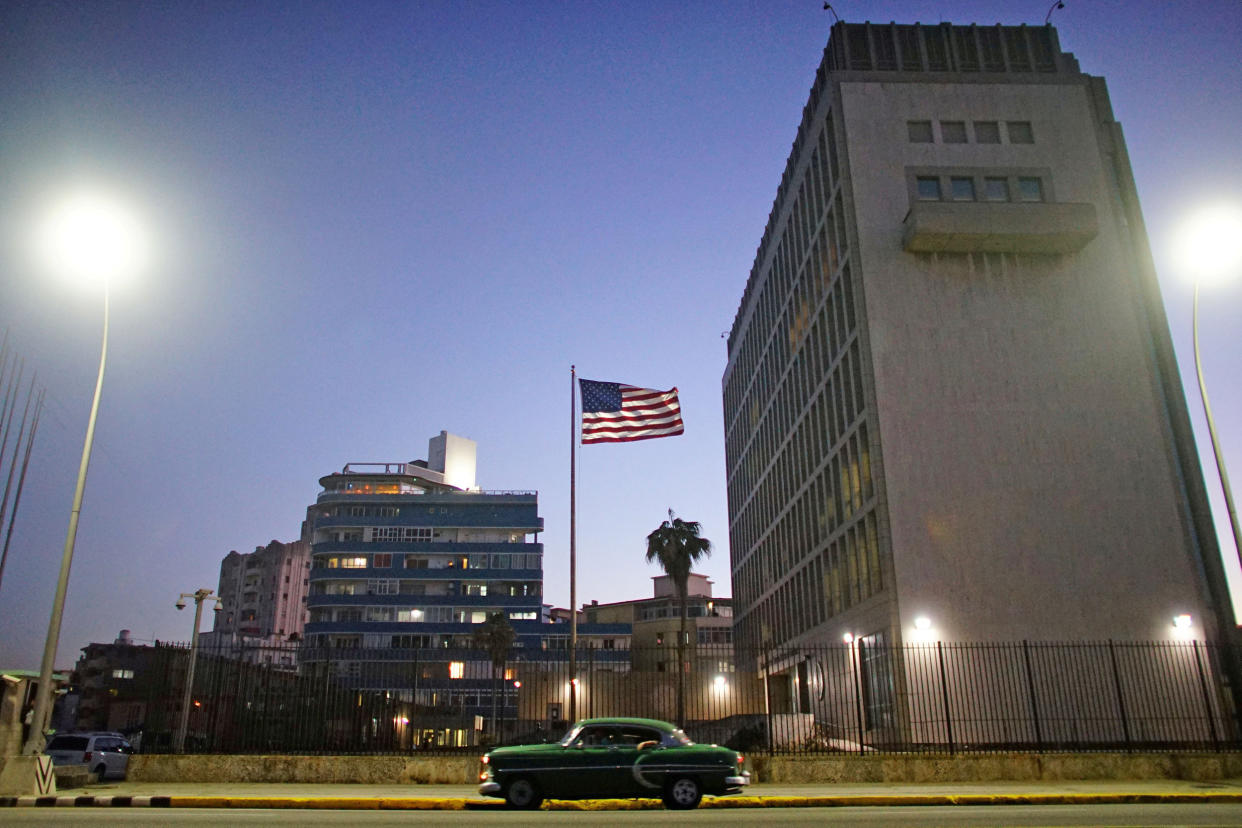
[902,201,1098,254]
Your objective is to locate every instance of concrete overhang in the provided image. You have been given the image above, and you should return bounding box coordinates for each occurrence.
[902,201,1098,254]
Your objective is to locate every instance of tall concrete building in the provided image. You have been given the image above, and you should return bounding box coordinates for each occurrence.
[211,539,310,646]
[723,22,1231,657]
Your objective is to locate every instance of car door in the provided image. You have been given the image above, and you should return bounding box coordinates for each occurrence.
[612,725,668,798]
[559,725,625,798]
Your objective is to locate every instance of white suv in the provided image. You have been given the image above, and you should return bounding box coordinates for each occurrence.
[44,732,133,780]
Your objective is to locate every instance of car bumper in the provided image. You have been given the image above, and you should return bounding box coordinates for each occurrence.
[478,781,502,796]
[723,771,751,792]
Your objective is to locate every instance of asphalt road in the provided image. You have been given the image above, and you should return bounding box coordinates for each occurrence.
[7,805,1242,827]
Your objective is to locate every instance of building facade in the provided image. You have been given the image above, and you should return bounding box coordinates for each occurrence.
[584,574,733,673]
[723,22,1231,661]
[210,539,310,651]
[300,431,545,744]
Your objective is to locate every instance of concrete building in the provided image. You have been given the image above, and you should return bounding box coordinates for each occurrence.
[584,574,733,673]
[723,22,1231,659]
[210,539,310,651]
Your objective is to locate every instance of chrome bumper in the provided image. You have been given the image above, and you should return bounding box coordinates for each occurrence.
[725,771,751,788]
[478,781,501,796]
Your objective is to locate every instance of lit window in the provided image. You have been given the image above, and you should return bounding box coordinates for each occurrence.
[984,177,1010,201]
[950,177,976,201]
[1017,177,1043,202]
[111,669,134,680]
[1007,121,1034,144]
[940,121,967,143]
[341,556,367,569]
[907,120,933,143]
[916,177,942,201]
[449,662,465,679]
[974,121,1000,143]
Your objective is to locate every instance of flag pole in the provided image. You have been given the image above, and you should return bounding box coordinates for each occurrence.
[569,365,577,724]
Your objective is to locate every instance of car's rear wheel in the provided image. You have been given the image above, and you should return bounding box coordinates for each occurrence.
[663,775,702,810]
[504,776,543,810]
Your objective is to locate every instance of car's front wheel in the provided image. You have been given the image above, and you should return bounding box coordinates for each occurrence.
[504,776,543,810]
[663,775,702,810]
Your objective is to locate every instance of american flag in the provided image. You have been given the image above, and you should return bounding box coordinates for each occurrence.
[579,379,684,444]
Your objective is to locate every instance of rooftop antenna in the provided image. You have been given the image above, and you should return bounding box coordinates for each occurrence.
[823,3,841,24]
[1044,0,1065,24]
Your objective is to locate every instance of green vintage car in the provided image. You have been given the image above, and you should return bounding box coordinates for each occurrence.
[478,716,750,809]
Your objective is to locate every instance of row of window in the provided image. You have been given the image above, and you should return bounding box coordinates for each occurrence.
[916,174,1044,203]
[725,108,845,431]
[310,606,538,624]
[316,552,542,571]
[908,119,1033,145]
[312,579,540,597]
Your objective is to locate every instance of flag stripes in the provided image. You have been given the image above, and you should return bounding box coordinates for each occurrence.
[580,380,684,444]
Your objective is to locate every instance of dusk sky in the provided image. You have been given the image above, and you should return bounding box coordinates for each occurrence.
[1,0,1240,670]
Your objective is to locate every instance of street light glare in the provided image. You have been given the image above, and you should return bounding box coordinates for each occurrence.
[1174,203,1242,285]
[36,191,148,287]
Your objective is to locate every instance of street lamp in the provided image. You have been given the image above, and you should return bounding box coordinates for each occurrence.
[174,589,221,753]
[22,191,147,756]
[1175,203,1242,577]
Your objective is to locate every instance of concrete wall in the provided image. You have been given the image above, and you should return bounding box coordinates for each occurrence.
[128,752,1242,784]
[840,76,1213,643]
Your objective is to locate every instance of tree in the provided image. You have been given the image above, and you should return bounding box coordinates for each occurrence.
[472,612,516,742]
[645,509,712,727]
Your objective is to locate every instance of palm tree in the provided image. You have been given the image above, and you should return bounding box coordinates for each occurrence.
[472,612,516,743]
[645,509,712,727]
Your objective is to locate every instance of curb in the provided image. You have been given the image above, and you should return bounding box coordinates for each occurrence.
[4,792,1242,809]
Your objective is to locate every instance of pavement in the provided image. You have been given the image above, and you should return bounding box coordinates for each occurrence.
[6,779,1242,809]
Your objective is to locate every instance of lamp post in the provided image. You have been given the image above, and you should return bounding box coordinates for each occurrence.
[1177,203,1242,574]
[174,589,221,753]
[22,192,146,756]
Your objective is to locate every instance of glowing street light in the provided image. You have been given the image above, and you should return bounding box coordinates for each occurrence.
[1174,203,1242,579]
[22,190,148,756]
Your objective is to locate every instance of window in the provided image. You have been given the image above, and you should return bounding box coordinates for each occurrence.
[111,669,134,680]
[907,120,933,143]
[367,579,398,595]
[950,177,976,201]
[373,553,392,568]
[340,556,367,569]
[916,177,941,201]
[449,662,465,679]
[1017,177,1044,201]
[404,557,429,569]
[973,121,1000,143]
[1007,121,1034,144]
[984,177,1010,201]
[940,121,967,143]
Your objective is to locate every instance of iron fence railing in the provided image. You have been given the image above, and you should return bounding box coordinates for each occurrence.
[77,639,1241,755]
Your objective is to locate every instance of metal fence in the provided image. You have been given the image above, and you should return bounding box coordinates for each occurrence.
[81,640,1239,755]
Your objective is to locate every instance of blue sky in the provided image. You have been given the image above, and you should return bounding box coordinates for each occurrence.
[1,0,1240,668]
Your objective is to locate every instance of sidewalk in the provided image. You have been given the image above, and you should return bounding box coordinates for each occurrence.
[7,779,1242,809]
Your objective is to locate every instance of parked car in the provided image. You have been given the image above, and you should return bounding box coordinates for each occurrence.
[44,732,133,780]
[478,716,749,810]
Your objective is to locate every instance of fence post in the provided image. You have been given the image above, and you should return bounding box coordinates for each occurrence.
[1192,641,1221,752]
[1107,639,1132,751]
[851,642,866,755]
[762,652,775,757]
[936,641,954,754]
[1022,640,1043,751]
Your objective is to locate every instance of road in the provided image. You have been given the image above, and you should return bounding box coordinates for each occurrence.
[7,805,1242,827]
